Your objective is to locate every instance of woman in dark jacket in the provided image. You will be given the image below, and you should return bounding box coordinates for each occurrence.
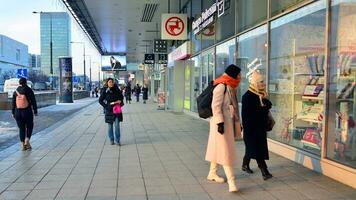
[142,85,148,104]
[99,78,124,145]
[12,78,37,151]
[241,70,273,180]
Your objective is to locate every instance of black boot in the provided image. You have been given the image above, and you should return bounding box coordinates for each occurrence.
[260,167,273,180]
[242,156,253,174]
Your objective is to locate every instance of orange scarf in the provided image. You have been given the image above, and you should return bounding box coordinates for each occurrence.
[213,74,240,89]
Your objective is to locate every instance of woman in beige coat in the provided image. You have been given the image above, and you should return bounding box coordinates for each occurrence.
[205,64,242,193]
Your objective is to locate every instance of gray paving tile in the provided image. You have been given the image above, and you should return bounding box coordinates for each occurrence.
[0,190,31,200]
[24,189,59,200]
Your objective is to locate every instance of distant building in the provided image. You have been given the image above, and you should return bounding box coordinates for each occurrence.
[40,12,71,88]
[0,34,29,91]
[28,54,41,70]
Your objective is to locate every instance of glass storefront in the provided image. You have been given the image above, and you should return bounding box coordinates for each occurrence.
[191,56,201,112]
[216,0,235,42]
[184,63,191,110]
[201,0,216,50]
[216,39,236,77]
[171,0,356,186]
[191,0,201,53]
[237,0,267,32]
[271,0,308,16]
[201,49,215,90]
[236,25,267,101]
[327,0,356,168]
[269,1,326,155]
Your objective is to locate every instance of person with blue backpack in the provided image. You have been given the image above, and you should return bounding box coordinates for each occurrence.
[205,64,242,193]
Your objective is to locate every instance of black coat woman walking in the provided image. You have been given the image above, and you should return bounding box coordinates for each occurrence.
[12,78,37,151]
[99,78,124,145]
[241,70,273,180]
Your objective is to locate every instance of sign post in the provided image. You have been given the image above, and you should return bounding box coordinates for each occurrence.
[17,69,28,79]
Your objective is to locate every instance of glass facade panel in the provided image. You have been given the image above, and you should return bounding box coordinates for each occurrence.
[191,0,201,53]
[271,0,307,16]
[216,39,236,77]
[201,49,215,90]
[326,0,356,168]
[237,0,267,32]
[269,1,326,155]
[184,63,191,110]
[216,0,235,42]
[191,55,201,112]
[236,25,267,101]
[201,0,216,50]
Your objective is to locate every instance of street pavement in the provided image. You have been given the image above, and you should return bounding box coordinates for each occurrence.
[0,101,355,200]
[0,97,99,155]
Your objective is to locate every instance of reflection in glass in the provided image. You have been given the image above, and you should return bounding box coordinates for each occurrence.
[269,1,326,155]
[191,56,201,112]
[201,0,216,49]
[184,64,191,110]
[236,25,267,101]
[202,49,215,90]
[327,0,356,168]
[216,0,235,42]
[271,0,307,16]
[237,0,267,32]
[216,39,236,77]
[191,0,201,53]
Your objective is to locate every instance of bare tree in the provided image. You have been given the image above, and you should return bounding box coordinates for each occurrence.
[28,70,49,83]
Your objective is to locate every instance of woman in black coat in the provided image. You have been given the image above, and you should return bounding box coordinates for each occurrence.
[142,85,148,104]
[241,70,273,180]
[99,78,124,145]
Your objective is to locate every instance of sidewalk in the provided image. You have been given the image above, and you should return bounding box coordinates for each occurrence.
[0,102,355,200]
[0,97,98,157]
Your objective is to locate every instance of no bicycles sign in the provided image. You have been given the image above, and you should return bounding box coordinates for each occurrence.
[161,14,187,40]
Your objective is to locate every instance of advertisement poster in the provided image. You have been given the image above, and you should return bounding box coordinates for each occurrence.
[59,57,73,103]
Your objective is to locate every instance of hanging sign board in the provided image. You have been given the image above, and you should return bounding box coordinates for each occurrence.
[161,14,187,40]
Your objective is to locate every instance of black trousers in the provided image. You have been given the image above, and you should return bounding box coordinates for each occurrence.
[15,107,34,142]
[243,155,267,169]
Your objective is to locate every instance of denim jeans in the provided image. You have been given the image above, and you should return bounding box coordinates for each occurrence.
[107,116,120,143]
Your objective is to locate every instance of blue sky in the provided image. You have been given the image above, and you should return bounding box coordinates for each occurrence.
[0,0,101,79]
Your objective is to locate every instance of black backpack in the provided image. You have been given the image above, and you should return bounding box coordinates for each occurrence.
[196,82,226,119]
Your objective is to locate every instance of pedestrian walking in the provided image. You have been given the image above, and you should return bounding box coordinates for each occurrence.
[241,70,273,180]
[99,78,124,146]
[135,84,141,102]
[125,83,132,104]
[12,78,38,151]
[205,64,242,193]
[142,84,148,104]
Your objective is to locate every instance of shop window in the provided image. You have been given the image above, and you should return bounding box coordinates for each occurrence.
[237,0,267,33]
[216,39,236,77]
[191,0,201,53]
[327,0,356,168]
[236,25,267,101]
[191,56,201,112]
[216,0,235,42]
[202,49,215,90]
[269,1,326,155]
[184,63,191,110]
[271,0,307,16]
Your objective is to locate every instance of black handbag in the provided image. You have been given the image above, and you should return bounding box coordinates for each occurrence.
[266,111,275,132]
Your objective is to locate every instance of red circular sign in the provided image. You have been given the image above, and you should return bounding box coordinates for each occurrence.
[165,17,184,36]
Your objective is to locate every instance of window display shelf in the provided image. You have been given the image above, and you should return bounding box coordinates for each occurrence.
[299,118,323,124]
[301,139,321,150]
[295,73,324,76]
[302,96,324,101]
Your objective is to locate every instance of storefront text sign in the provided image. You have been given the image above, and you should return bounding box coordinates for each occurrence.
[192,0,224,35]
[161,14,187,40]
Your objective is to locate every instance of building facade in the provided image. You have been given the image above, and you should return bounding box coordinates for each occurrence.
[165,0,356,188]
[40,12,71,88]
[28,54,41,70]
[0,34,29,91]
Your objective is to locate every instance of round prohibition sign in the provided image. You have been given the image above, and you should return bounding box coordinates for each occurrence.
[165,16,185,36]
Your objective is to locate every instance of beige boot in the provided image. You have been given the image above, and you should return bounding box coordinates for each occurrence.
[223,165,238,192]
[207,162,225,183]
[21,142,26,151]
[24,138,31,150]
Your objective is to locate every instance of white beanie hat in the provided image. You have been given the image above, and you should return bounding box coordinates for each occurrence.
[249,70,264,86]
